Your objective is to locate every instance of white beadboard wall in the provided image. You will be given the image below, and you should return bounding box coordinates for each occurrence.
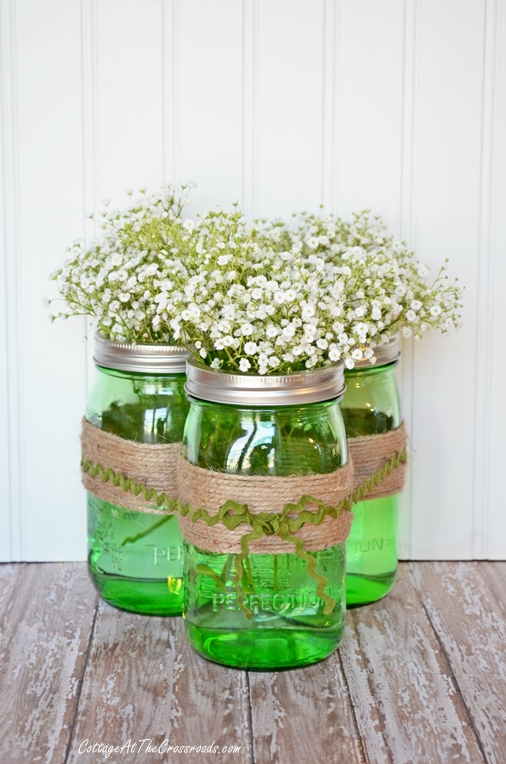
[0,0,505,562]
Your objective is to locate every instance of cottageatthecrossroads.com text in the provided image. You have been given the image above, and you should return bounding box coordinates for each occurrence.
[78,739,242,758]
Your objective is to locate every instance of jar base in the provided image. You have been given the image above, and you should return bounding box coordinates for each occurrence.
[185,622,344,670]
[346,570,397,607]
[88,566,182,616]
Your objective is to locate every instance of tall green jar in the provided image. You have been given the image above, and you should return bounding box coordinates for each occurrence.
[342,334,403,606]
[85,335,189,615]
[180,360,352,670]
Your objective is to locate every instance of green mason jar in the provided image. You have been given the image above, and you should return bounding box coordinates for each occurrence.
[179,359,352,670]
[84,335,189,615]
[342,334,403,606]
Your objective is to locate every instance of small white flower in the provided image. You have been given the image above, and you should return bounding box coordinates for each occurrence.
[239,358,251,373]
[241,322,254,336]
[301,305,316,322]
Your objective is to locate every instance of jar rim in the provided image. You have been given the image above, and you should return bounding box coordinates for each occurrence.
[185,357,346,406]
[94,333,188,374]
[350,332,401,369]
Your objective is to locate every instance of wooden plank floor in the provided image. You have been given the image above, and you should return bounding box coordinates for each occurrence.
[1,562,504,764]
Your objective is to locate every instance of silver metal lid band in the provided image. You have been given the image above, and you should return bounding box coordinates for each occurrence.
[185,357,346,406]
[94,333,188,374]
[350,333,401,370]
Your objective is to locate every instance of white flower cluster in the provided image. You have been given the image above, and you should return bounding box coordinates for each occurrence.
[258,209,463,345]
[164,207,379,373]
[49,185,463,374]
[48,183,196,343]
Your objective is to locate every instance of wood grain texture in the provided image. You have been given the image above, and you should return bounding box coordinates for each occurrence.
[0,563,97,764]
[341,565,486,764]
[249,651,365,764]
[2,562,505,763]
[409,561,506,764]
[66,602,253,764]
[479,562,506,610]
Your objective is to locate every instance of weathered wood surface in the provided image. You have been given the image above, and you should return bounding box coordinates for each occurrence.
[0,562,505,764]
[409,562,506,764]
[341,565,486,764]
[0,563,98,764]
[66,602,253,764]
[249,650,365,764]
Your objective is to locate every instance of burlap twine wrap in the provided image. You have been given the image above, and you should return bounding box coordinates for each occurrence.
[348,422,408,501]
[80,416,408,616]
[81,418,180,514]
[176,458,354,555]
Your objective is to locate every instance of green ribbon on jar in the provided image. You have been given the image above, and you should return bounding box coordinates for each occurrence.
[81,436,407,619]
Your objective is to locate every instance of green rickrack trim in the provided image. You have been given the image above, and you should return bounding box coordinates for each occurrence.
[81,446,407,618]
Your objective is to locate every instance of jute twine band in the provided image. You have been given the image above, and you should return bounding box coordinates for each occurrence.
[348,422,408,501]
[80,418,408,617]
[81,418,180,514]
[177,458,354,555]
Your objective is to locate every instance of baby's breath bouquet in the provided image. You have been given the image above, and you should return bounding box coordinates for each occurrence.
[49,186,462,373]
[164,205,380,374]
[257,209,463,358]
[48,182,197,344]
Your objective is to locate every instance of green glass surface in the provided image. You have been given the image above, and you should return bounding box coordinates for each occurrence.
[86,365,189,615]
[342,362,402,606]
[182,397,348,670]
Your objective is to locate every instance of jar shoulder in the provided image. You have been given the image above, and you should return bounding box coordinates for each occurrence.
[342,367,402,436]
[183,400,348,475]
[86,370,189,443]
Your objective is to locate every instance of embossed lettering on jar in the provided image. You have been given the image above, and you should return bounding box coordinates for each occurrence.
[343,334,406,606]
[179,359,353,670]
[83,335,189,615]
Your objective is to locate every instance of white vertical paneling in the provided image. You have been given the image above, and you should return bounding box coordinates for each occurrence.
[96,0,164,200]
[0,0,22,560]
[321,0,339,211]
[81,0,100,396]
[162,0,179,184]
[488,0,506,558]
[176,0,244,215]
[398,0,421,560]
[473,0,499,558]
[410,0,485,559]
[242,0,259,218]
[256,0,325,218]
[16,0,88,560]
[336,0,405,224]
[0,1,505,560]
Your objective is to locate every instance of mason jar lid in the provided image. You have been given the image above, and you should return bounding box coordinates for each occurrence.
[94,333,188,374]
[351,332,401,370]
[185,357,346,406]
